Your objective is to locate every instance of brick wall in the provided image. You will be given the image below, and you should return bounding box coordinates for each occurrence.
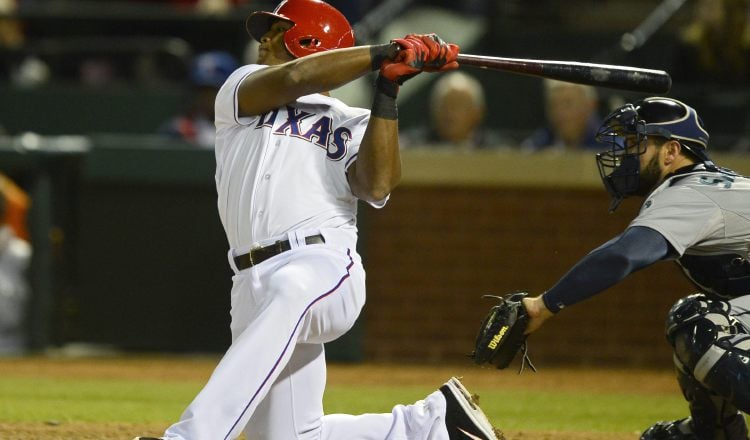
[360,185,694,368]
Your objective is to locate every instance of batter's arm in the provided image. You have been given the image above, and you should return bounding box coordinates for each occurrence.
[347,116,401,203]
[237,46,376,117]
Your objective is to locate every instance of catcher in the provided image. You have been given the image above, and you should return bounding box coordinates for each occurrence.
[471,97,750,440]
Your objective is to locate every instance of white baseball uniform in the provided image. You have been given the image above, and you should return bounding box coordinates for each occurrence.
[162,64,451,440]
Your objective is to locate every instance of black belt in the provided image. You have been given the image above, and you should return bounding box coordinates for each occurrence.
[234,234,325,270]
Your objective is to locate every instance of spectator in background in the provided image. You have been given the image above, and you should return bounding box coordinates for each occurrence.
[0,173,29,242]
[401,71,510,151]
[0,0,50,87]
[521,79,605,152]
[0,185,31,355]
[671,0,750,85]
[0,0,23,63]
[158,50,239,148]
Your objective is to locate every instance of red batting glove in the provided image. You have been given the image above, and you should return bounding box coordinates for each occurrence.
[404,33,460,72]
[378,33,460,84]
[380,58,420,85]
[407,33,442,60]
[380,38,425,84]
[429,42,459,72]
[391,37,427,69]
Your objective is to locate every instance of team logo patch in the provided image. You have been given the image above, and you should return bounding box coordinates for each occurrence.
[255,105,351,161]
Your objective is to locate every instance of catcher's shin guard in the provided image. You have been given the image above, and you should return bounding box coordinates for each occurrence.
[673,360,748,440]
[661,294,750,440]
[666,294,750,412]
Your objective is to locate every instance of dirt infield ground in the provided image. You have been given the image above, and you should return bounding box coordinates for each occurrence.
[0,356,681,440]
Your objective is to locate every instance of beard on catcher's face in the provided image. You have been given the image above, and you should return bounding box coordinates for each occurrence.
[635,153,661,196]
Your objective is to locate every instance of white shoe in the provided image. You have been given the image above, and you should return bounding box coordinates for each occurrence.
[439,377,504,440]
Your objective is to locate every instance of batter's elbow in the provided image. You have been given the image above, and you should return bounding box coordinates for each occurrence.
[367,188,391,203]
[370,177,400,202]
[356,179,399,204]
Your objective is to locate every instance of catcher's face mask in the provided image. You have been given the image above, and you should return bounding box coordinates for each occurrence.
[595,97,712,212]
[595,104,648,212]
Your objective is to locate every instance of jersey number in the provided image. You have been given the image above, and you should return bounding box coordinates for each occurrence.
[699,175,734,189]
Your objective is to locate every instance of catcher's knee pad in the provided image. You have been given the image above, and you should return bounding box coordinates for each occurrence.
[666,294,750,412]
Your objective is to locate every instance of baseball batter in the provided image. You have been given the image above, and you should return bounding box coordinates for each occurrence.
[519,97,750,439]
[135,1,501,439]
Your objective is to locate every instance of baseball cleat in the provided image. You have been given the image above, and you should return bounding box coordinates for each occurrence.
[640,418,698,439]
[440,376,504,440]
[132,437,165,440]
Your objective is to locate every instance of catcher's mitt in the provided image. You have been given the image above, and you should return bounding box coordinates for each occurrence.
[470,292,537,373]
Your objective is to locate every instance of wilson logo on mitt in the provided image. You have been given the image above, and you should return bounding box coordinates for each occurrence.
[470,292,537,373]
[487,325,509,350]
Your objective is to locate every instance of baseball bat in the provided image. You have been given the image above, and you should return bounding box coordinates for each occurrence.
[457,54,672,94]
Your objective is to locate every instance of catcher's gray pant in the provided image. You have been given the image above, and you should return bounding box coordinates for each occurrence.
[163,228,451,440]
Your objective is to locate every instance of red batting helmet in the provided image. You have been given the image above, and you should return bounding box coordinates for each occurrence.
[246,0,355,59]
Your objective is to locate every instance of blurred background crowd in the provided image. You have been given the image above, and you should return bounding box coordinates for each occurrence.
[0,0,748,359]
[0,0,748,151]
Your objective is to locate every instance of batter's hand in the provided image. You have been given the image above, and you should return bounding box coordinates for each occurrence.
[391,36,428,67]
[522,295,554,335]
[404,33,459,72]
[380,37,425,85]
[380,60,419,85]
[381,33,459,84]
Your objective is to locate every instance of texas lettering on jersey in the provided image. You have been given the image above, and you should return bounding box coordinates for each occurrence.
[255,105,353,161]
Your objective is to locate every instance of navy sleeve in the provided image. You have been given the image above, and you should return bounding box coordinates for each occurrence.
[541,226,673,313]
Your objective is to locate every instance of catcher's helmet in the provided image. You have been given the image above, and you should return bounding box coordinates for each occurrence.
[595,97,711,211]
[190,51,239,88]
[246,0,355,59]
